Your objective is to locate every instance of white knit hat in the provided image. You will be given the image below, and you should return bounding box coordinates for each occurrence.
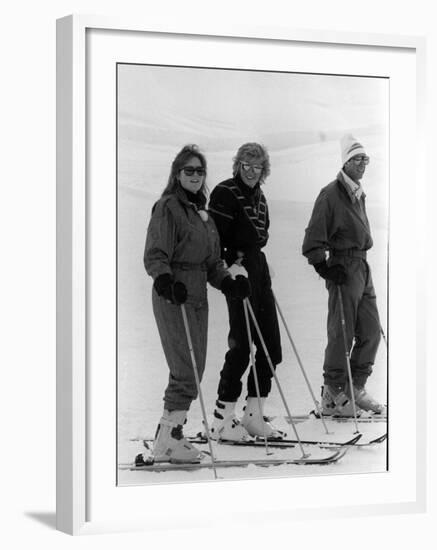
[341,134,366,166]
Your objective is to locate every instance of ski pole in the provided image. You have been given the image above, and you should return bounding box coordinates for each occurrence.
[272,290,330,434]
[245,298,310,459]
[242,299,272,456]
[180,304,218,479]
[380,325,388,350]
[336,286,360,434]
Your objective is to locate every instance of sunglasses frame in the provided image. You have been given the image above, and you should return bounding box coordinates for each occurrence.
[180,166,206,176]
[240,161,263,173]
[350,156,370,165]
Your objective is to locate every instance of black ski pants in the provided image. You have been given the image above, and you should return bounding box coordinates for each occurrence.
[217,250,282,401]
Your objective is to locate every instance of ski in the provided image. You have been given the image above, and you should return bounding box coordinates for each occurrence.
[189,432,386,447]
[307,410,387,423]
[131,433,360,449]
[264,412,387,424]
[120,447,349,472]
[185,432,363,448]
[363,433,387,445]
[132,427,386,449]
[280,416,387,446]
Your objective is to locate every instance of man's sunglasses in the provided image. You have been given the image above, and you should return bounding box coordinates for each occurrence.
[350,156,370,165]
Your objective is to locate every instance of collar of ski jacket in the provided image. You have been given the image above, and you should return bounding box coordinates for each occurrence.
[175,184,207,210]
[234,173,261,201]
[339,170,365,202]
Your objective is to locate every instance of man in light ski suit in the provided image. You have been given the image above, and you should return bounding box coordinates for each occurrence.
[302,135,384,416]
[207,142,284,441]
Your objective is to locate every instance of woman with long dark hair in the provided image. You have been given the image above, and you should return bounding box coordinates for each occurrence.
[143,145,250,463]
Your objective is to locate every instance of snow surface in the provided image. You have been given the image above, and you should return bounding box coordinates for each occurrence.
[117,141,388,486]
[116,65,388,485]
[119,417,387,485]
[119,443,387,486]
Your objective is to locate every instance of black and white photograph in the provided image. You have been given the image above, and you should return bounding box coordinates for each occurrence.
[116,63,389,485]
[2,0,435,544]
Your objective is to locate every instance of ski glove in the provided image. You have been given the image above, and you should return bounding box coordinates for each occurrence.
[227,263,248,279]
[223,248,239,268]
[314,261,347,285]
[221,275,251,300]
[153,273,188,304]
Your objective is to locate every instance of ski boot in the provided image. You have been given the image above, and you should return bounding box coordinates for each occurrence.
[321,385,361,417]
[241,397,286,439]
[352,385,386,415]
[152,410,202,463]
[209,400,252,441]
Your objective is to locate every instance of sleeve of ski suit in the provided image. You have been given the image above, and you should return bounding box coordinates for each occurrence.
[143,199,176,280]
[205,221,230,290]
[302,188,339,265]
[144,197,230,291]
[208,185,238,259]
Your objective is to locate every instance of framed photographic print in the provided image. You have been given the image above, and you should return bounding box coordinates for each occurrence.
[56,15,426,535]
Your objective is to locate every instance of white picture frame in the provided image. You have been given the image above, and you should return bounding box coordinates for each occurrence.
[56,14,427,535]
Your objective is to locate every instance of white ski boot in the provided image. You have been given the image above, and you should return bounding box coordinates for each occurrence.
[152,410,202,463]
[209,400,252,441]
[241,397,286,439]
[321,385,362,417]
[352,386,386,415]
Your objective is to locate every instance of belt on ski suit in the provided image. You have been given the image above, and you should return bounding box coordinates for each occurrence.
[171,261,208,271]
[330,249,367,260]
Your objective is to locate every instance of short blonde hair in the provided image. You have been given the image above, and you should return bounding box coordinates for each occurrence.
[232,142,271,182]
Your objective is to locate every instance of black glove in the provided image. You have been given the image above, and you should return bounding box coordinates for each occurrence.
[153,273,188,304]
[314,261,347,285]
[223,248,239,268]
[221,275,251,300]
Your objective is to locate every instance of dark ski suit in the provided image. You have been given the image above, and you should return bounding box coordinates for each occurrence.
[144,187,229,411]
[302,172,381,388]
[209,175,282,401]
